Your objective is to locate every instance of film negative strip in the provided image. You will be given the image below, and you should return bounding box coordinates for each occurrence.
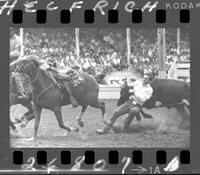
[0,0,200,174]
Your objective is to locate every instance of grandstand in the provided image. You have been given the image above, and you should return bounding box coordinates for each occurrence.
[13,28,190,88]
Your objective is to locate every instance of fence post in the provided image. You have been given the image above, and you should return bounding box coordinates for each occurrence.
[75,28,80,60]
[126,28,131,71]
[20,28,24,57]
[157,28,166,78]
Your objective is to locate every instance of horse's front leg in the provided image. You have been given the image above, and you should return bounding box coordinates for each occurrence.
[90,101,106,123]
[14,97,34,127]
[53,106,79,132]
[76,105,87,127]
[32,105,42,140]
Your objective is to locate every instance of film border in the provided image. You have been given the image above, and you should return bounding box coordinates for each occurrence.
[0,0,200,174]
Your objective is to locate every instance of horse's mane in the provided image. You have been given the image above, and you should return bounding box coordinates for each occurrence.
[33,59,57,84]
[26,56,40,67]
[39,67,53,81]
[12,56,53,83]
[30,58,53,82]
[10,55,39,66]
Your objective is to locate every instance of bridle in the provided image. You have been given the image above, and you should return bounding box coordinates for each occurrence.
[16,61,56,103]
[16,61,40,86]
[28,67,40,85]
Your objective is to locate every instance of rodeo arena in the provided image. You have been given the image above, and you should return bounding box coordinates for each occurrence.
[10,28,190,148]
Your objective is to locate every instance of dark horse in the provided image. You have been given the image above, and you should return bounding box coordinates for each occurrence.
[10,71,34,131]
[13,55,106,139]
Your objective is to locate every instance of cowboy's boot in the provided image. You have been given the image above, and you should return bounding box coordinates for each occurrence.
[70,96,79,108]
[96,121,113,134]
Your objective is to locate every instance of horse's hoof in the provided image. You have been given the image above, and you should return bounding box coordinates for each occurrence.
[27,136,35,141]
[12,128,23,137]
[21,123,27,128]
[70,126,79,132]
[77,120,84,128]
[96,129,107,135]
[14,118,22,124]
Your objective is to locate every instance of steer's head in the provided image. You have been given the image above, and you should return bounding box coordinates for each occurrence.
[117,85,131,106]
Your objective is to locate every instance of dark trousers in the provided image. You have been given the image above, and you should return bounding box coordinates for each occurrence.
[108,100,141,129]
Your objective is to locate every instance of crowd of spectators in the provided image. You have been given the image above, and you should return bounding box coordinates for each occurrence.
[21,28,190,79]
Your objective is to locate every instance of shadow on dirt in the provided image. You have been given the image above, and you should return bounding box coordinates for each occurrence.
[112,123,159,134]
[112,121,189,135]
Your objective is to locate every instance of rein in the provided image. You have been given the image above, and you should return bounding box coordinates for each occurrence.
[25,67,57,103]
[37,84,55,103]
[15,60,59,104]
[28,67,40,85]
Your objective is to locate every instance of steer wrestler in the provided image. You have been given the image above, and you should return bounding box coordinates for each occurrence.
[96,72,153,134]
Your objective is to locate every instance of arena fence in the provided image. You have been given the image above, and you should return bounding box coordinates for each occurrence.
[99,85,121,99]
[99,63,190,99]
[174,61,190,82]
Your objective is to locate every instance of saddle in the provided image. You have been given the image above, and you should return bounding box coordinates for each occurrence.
[48,67,85,87]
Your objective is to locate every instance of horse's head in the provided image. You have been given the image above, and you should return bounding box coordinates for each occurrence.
[10,56,40,94]
[12,56,40,82]
[116,85,131,106]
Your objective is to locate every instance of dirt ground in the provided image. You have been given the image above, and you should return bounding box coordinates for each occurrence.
[10,99,190,148]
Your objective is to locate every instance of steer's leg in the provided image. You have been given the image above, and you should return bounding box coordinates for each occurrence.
[76,105,87,127]
[175,104,189,129]
[21,114,35,128]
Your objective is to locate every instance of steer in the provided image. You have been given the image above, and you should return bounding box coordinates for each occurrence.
[96,78,190,134]
[117,78,190,125]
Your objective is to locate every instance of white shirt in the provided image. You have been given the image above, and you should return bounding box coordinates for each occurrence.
[128,79,153,105]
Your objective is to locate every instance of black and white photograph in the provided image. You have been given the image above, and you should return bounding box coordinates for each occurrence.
[10,28,190,148]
